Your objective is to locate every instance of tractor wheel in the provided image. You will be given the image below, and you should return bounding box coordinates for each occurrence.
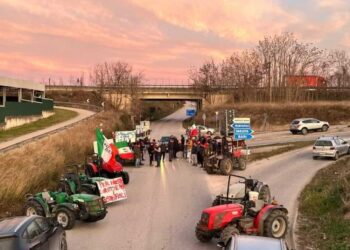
[257,185,271,204]
[24,200,45,217]
[238,158,246,170]
[55,207,76,230]
[220,158,233,175]
[205,167,215,174]
[121,171,130,184]
[322,125,329,132]
[263,210,288,238]
[220,225,239,246]
[195,228,212,242]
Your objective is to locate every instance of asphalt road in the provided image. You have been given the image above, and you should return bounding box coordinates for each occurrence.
[0,106,95,152]
[67,102,350,250]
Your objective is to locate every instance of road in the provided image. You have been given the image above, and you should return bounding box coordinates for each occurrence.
[0,106,95,152]
[68,102,350,250]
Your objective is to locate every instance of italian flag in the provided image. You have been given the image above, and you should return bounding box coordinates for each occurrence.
[96,128,117,164]
[115,141,134,160]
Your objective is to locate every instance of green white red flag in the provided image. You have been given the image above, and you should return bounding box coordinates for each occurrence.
[115,141,134,160]
[96,128,117,164]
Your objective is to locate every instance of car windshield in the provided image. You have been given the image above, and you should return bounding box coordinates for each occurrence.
[291,120,300,124]
[315,140,333,147]
[0,237,17,250]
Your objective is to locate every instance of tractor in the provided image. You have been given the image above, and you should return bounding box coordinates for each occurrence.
[212,176,271,206]
[195,175,288,246]
[24,191,107,230]
[84,154,130,184]
[204,138,249,175]
[58,164,107,196]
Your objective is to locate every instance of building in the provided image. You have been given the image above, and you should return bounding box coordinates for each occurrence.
[0,76,54,130]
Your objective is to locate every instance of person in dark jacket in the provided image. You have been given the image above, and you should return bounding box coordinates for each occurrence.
[154,144,161,167]
[191,140,198,166]
[148,140,155,166]
[180,135,185,157]
[160,142,167,161]
[197,141,204,168]
[133,143,142,167]
[168,138,174,162]
[173,137,179,159]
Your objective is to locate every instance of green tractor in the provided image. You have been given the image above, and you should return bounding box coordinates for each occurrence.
[24,191,107,230]
[58,164,107,196]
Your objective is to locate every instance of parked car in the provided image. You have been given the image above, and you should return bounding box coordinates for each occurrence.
[0,215,67,250]
[313,136,350,160]
[197,125,215,135]
[220,235,289,250]
[290,118,329,135]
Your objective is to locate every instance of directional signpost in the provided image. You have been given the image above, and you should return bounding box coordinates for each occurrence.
[232,117,254,140]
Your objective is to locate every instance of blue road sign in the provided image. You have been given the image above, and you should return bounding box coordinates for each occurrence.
[231,123,251,129]
[234,129,254,134]
[186,109,196,117]
[234,134,254,140]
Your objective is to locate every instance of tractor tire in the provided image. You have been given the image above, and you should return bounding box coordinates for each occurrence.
[121,171,130,184]
[263,210,288,238]
[220,225,239,246]
[220,158,233,175]
[195,227,212,242]
[291,131,297,135]
[238,158,246,170]
[55,207,76,230]
[301,128,308,135]
[205,167,215,174]
[24,200,45,217]
[322,125,329,132]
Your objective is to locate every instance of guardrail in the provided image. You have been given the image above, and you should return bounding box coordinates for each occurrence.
[0,103,101,154]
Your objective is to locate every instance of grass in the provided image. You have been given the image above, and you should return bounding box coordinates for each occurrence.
[0,108,78,142]
[0,110,128,218]
[248,141,314,162]
[297,156,350,250]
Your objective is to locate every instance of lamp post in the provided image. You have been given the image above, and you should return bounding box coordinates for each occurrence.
[215,111,219,132]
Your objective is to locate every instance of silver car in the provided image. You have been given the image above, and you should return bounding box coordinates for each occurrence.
[313,136,350,160]
[221,235,289,250]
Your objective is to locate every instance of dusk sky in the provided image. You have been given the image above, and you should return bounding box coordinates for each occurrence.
[0,0,349,83]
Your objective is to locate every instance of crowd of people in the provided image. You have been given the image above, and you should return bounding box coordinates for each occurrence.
[129,134,238,168]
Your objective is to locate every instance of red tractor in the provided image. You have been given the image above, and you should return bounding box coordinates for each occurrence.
[195,175,288,246]
[84,154,130,184]
[204,138,249,175]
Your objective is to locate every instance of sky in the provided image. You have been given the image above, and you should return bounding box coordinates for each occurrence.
[0,0,349,83]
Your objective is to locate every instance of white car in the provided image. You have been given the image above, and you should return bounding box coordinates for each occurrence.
[220,235,289,250]
[290,118,329,135]
[196,125,215,135]
[313,136,350,160]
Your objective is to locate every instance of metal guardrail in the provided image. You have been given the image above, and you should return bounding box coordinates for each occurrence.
[0,103,101,154]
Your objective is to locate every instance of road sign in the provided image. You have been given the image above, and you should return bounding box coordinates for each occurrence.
[233,117,250,124]
[234,129,254,134]
[186,109,196,117]
[231,123,251,129]
[234,134,254,140]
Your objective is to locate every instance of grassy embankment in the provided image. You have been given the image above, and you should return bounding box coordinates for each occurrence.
[185,101,350,131]
[0,108,77,142]
[0,110,131,218]
[248,140,314,162]
[297,156,350,250]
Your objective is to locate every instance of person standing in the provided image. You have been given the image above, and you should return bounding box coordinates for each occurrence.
[154,144,161,167]
[160,142,166,162]
[173,137,179,159]
[197,141,204,168]
[181,135,185,157]
[168,138,174,162]
[148,140,155,166]
[186,139,193,162]
[133,143,142,167]
[191,140,198,166]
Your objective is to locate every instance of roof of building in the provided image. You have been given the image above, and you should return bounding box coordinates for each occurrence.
[0,76,45,92]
